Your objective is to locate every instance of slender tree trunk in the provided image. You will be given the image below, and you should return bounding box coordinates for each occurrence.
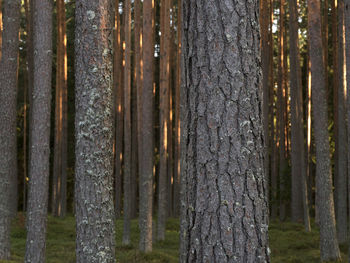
[52,0,67,218]
[335,0,348,244]
[308,0,341,260]
[131,64,138,219]
[114,0,123,219]
[140,0,155,252]
[180,0,269,261]
[24,0,52,261]
[0,0,21,259]
[0,0,2,59]
[278,0,287,221]
[157,0,170,241]
[167,75,174,217]
[122,0,132,246]
[289,0,310,227]
[173,0,181,217]
[135,0,143,220]
[75,0,116,262]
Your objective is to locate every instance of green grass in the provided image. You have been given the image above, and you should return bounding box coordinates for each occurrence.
[0,214,347,262]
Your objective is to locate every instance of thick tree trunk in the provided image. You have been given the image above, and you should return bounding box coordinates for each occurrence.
[139,0,155,252]
[158,0,170,241]
[122,0,132,246]
[180,0,269,261]
[335,0,348,244]
[75,0,116,262]
[0,0,21,259]
[308,0,341,260]
[24,0,52,261]
[114,0,123,219]
[289,0,310,228]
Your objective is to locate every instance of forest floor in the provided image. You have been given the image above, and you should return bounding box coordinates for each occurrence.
[0,213,347,262]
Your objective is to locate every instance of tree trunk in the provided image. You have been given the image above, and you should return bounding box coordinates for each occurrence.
[0,0,21,259]
[0,0,2,59]
[173,0,181,218]
[308,0,341,260]
[75,0,116,262]
[289,0,310,228]
[52,0,67,218]
[114,0,123,219]
[158,0,170,241]
[278,0,287,221]
[180,0,269,261]
[24,0,52,261]
[139,0,155,252]
[335,0,348,244]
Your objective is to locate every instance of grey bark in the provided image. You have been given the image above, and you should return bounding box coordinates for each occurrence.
[123,0,131,246]
[75,0,116,262]
[0,0,21,259]
[179,0,269,262]
[335,0,348,244]
[139,0,154,252]
[289,0,310,229]
[158,0,170,241]
[24,0,52,261]
[308,0,341,260]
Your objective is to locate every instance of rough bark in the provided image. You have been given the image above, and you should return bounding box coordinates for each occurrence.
[308,0,341,260]
[289,0,310,228]
[123,0,132,245]
[335,0,348,244]
[74,0,116,262]
[180,0,269,262]
[139,0,154,252]
[114,0,123,219]
[24,0,52,261]
[0,0,21,259]
[173,0,181,217]
[158,0,170,241]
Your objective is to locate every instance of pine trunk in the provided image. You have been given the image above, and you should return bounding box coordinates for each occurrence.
[179,0,269,261]
[0,0,21,259]
[139,0,155,252]
[74,0,116,261]
[308,0,341,260]
[24,0,52,261]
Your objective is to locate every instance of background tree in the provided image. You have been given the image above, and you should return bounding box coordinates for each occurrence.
[180,0,269,261]
[308,0,341,260]
[25,0,53,261]
[0,0,21,259]
[74,0,116,261]
[139,0,154,252]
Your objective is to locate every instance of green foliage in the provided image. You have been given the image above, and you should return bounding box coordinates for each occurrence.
[1,214,347,262]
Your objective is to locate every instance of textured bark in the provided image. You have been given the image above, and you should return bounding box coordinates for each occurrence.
[114,0,123,219]
[123,0,132,245]
[180,0,269,262]
[139,0,154,252]
[289,0,310,227]
[278,0,287,221]
[0,0,21,259]
[335,0,348,244]
[173,0,181,217]
[0,0,2,59]
[158,0,170,241]
[24,0,52,261]
[308,0,341,260]
[75,0,116,262]
[52,0,68,218]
